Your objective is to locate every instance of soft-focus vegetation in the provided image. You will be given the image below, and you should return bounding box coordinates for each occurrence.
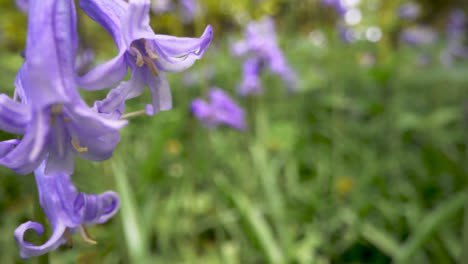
[1,0,468,263]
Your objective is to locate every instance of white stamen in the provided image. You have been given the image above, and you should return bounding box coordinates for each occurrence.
[120,109,147,120]
[143,40,159,60]
[79,225,97,245]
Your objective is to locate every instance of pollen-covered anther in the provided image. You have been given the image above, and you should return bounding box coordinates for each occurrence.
[71,138,88,153]
[51,104,64,115]
[50,103,64,126]
[64,117,72,123]
[79,225,97,245]
[130,44,144,67]
[143,40,159,60]
[143,56,159,76]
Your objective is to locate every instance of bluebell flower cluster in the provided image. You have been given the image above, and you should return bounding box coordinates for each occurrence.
[232,17,297,96]
[191,88,245,131]
[441,9,468,66]
[8,0,212,258]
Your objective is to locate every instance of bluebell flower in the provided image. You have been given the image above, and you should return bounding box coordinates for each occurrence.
[151,0,173,14]
[400,26,438,46]
[322,0,346,15]
[179,0,198,23]
[232,17,297,96]
[78,0,212,116]
[151,0,199,23]
[191,88,246,131]
[441,9,468,66]
[0,0,126,175]
[14,161,120,258]
[398,2,421,20]
[15,0,28,13]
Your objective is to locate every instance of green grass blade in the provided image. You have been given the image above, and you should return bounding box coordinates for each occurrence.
[111,161,150,264]
[215,177,285,264]
[395,191,468,264]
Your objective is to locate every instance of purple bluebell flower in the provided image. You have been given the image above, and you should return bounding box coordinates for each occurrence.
[232,17,297,96]
[0,0,126,175]
[398,2,420,20]
[78,0,212,116]
[442,9,468,66]
[322,0,346,15]
[191,88,246,131]
[179,0,198,23]
[400,26,438,46]
[14,161,120,258]
[151,0,173,14]
[15,0,28,13]
[447,9,466,40]
[151,0,199,23]
[238,57,263,96]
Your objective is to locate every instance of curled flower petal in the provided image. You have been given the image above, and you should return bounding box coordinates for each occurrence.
[14,161,121,258]
[151,25,213,73]
[0,139,20,157]
[0,94,30,134]
[75,191,120,224]
[0,110,50,175]
[14,221,67,259]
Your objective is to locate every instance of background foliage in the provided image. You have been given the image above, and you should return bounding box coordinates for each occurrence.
[0,0,468,263]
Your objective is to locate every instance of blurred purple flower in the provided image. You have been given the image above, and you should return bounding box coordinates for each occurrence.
[180,0,198,23]
[232,17,297,96]
[238,57,263,96]
[447,9,466,39]
[398,2,420,20]
[400,26,438,46]
[0,0,126,175]
[14,161,120,258]
[442,9,468,66]
[151,0,173,14]
[150,0,199,23]
[79,0,212,116]
[339,24,356,43]
[15,0,28,13]
[322,0,346,15]
[191,88,246,131]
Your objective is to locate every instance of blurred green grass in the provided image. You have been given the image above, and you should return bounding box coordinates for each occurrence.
[0,1,468,263]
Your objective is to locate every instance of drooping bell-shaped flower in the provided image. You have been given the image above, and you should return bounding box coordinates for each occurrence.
[14,161,120,258]
[0,0,127,175]
[191,88,246,131]
[232,17,297,96]
[78,0,212,116]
